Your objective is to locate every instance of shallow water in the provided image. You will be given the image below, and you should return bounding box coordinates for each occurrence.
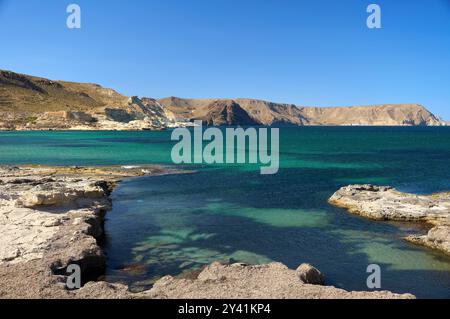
[1,127,450,298]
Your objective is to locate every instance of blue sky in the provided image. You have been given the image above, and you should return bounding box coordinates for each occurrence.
[0,0,449,119]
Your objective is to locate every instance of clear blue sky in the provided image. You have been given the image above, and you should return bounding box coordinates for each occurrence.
[1,0,449,119]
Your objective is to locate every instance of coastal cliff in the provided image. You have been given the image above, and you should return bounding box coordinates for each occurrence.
[0,69,445,130]
[0,166,414,299]
[161,97,445,127]
[0,70,175,131]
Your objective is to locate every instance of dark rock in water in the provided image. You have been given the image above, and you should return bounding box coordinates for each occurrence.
[119,263,147,275]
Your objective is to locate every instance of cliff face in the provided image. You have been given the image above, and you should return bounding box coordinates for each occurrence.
[160,97,445,127]
[299,104,444,126]
[195,100,259,126]
[0,69,445,130]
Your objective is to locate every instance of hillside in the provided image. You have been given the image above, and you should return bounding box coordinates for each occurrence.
[0,69,446,130]
[159,97,445,127]
[193,99,259,126]
[0,70,173,130]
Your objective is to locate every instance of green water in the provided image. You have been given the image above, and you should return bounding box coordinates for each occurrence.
[1,127,450,298]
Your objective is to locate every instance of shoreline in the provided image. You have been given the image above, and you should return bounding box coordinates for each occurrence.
[0,165,174,298]
[0,166,414,299]
[329,185,450,256]
[1,125,450,132]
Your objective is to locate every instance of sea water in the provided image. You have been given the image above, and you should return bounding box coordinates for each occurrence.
[1,127,450,298]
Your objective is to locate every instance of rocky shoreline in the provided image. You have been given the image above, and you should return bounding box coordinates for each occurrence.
[0,167,414,299]
[0,165,169,298]
[329,185,450,256]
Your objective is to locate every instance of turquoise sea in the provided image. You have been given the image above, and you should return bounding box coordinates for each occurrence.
[1,127,450,298]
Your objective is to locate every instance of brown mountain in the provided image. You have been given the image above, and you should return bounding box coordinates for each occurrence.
[194,100,259,126]
[158,97,445,126]
[0,69,127,113]
[0,70,171,130]
[0,69,445,130]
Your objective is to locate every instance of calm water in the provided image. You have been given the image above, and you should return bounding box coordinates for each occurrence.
[1,127,450,298]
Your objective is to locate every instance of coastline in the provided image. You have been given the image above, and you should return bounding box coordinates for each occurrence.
[1,124,450,132]
[0,165,414,299]
[0,165,172,298]
[329,185,450,256]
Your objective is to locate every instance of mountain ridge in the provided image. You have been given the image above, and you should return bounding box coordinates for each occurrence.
[0,69,446,130]
[159,96,445,127]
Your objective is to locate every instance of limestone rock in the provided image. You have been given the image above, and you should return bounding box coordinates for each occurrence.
[406,225,450,255]
[329,185,450,255]
[296,263,325,285]
[146,262,413,299]
[16,182,105,208]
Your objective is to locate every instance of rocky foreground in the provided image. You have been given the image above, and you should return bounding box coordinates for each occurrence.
[0,168,413,299]
[329,185,450,255]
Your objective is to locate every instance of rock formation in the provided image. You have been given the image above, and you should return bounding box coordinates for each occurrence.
[296,263,325,285]
[0,165,169,298]
[329,185,450,255]
[195,99,259,126]
[146,262,412,299]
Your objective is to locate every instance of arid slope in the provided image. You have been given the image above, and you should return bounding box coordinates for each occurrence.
[0,69,445,129]
[159,97,444,126]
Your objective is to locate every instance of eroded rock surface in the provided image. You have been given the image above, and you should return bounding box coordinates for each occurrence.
[145,262,413,299]
[1,177,105,264]
[0,165,165,298]
[329,184,450,255]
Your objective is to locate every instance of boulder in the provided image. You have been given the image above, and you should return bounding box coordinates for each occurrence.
[296,263,325,285]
